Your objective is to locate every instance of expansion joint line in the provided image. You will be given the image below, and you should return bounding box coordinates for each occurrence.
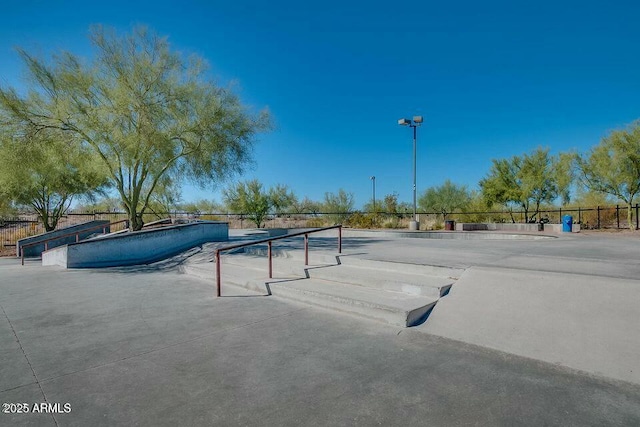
[1,304,59,427]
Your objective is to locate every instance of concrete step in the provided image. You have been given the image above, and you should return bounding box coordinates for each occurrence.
[181,261,438,327]
[218,253,454,299]
[266,278,439,327]
[241,246,464,279]
[306,264,454,298]
[181,259,301,292]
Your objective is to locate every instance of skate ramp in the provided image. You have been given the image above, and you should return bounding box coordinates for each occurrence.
[42,221,228,268]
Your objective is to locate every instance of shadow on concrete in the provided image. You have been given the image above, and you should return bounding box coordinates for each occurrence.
[87,246,203,274]
[412,304,437,326]
[218,294,268,298]
[239,236,390,254]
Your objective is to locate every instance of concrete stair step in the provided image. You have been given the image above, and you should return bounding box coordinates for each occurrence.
[180,261,439,327]
[217,253,453,298]
[181,260,282,290]
[303,264,453,298]
[266,278,439,327]
[241,246,464,278]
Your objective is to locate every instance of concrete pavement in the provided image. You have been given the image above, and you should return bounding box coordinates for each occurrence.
[1,230,640,425]
[196,229,640,385]
[421,265,640,384]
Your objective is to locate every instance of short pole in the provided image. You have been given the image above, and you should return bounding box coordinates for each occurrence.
[216,250,221,297]
[636,203,639,230]
[268,241,273,279]
[21,248,24,266]
[616,205,620,229]
[75,233,79,243]
[304,234,309,266]
[338,226,342,254]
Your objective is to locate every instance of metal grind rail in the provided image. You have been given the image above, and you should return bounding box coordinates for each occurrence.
[214,225,342,297]
[21,219,130,265]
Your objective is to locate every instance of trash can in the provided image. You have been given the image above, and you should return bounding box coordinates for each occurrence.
[562,215,573,232]
[445,220,455,231]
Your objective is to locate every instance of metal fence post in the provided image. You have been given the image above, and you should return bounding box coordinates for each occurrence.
[597,206,601,229]
[636,203,639,230]
[338,226,342,254]
[616,205,620,229]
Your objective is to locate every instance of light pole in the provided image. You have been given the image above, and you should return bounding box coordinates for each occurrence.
[370,176,376,226]
[398,116,423,230]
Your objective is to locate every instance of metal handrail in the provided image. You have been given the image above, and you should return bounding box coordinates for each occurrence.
[215,225,342,297]
[21,219,130,265]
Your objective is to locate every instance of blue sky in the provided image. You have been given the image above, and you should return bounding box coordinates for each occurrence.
[2,1,639,208]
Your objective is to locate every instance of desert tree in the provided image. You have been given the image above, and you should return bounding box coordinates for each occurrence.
[0,124,107,231]
[0,25,270,230]
[223,179,271,228]
[418,180,471,221]
[223,180,298,227]
[180,199,223,215]
[480,147,572,223]
[290,197,322,216]
[575,121,640,230]
[269,184,298,214]
[323,189,355,224]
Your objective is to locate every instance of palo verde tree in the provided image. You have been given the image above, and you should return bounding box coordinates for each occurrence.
[223,180,296,228]
[480,147,572,223]
[575,120,640,230]
[323,189,355,224]
[0,25,270,230]
[0,124,107,231]
[418,180,471,220]
[363,192,400,215]
[290,197,322,215]
[268,184,298,214]
[180,199,223,215]
[0,198,17,219]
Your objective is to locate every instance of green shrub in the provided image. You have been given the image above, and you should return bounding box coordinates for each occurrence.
[345,211,375,229]
[383,216,402,228]
[306,218,326,228]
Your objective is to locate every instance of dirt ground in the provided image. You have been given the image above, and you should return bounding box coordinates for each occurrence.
[0,247,15,257]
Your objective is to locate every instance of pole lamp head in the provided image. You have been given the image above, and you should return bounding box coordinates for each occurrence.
[413,116,423,124]
[398,118,411,126]
[370,176,375,181]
